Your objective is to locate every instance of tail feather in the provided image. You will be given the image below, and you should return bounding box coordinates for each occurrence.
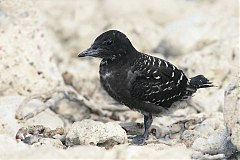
[180,75,214,100]
[189,75,214,89]
[181,75,214,100]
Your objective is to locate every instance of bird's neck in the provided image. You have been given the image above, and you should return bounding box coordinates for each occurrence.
[109,50,138,62]
[100,51,138,69]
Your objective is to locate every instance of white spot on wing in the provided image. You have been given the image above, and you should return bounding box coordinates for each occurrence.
[165,61,168,67]
[180,72,183,80]
[144,59,147,64]
[163,87,172,91]
[177,72,184,85]
[142,66,147,71]
[172,72,175,77]
[158,59,161,67]
[172,95,176,98]
[154,76,160,79]
[153,70,157,74]
[148,56,151,61]
[112,55,116,60]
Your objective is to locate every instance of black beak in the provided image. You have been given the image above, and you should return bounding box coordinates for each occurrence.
[78,47,101,57]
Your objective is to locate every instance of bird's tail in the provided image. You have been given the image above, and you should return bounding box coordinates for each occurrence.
[185,75,214,95]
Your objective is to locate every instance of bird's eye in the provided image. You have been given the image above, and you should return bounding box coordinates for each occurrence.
[104,39,113,45]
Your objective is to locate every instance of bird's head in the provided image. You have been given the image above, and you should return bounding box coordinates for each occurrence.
[78,30,136,60]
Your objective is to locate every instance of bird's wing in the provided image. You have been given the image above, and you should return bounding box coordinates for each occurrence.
[128,55,188,108]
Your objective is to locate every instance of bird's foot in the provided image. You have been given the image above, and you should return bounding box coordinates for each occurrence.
[132,135,147,145]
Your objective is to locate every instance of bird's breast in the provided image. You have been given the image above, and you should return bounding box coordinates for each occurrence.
[99,60,130,103]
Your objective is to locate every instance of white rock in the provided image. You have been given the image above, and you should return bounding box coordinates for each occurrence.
[163,11,238,55]
[65,119,127,147]
[0,96,26,137]
[192,118,236,158]
[181,130,201,147]
[0,96,64,137]
[33,138,65,149]
[192,137,210,153]
[0,0,63,96]
[25,109,64,130]
[194,118,225,137]
[224,74,240,151]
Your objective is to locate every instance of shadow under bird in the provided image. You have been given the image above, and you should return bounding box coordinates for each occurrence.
[78,30,213,145]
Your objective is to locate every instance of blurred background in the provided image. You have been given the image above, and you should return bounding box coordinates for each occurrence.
[0,0,239,159]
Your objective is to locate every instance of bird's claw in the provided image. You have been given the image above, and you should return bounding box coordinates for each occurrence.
[132,135,147,145]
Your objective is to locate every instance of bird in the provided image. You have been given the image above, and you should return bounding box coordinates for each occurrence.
[78,30,213,145]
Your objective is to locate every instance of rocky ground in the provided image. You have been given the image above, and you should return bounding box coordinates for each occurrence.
[0,0,239,159]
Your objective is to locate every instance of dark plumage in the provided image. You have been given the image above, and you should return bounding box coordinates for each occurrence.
[78,30,213,145]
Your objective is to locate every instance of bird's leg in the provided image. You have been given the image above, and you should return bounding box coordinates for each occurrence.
[132,114,153,145]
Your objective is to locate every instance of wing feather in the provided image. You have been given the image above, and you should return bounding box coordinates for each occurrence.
[128,54,188,108]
